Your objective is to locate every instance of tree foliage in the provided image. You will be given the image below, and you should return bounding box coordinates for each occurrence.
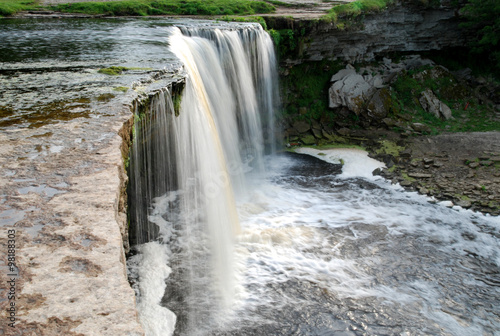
[461,0,500,69]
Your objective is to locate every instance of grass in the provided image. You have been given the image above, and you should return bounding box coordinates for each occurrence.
[50,0,275,17]
[322,0,395,25]
[220,15,268,30]
[391,65,500,134]
[263,0,315,8]
[0,0,39,16]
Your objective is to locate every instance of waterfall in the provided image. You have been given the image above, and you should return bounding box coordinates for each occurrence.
[127,23,280,335]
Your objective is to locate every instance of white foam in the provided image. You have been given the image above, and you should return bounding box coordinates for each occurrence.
[128,243,176,336]
[295,147,385,180]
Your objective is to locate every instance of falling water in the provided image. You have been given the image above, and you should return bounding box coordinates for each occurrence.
[127,23,280,335]
[127,23,500,336]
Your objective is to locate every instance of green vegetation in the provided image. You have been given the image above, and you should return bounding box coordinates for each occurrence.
[280,60,344,122]
[375,140,403,156]
[391,65,500,134]
[51,0,275,16]
[268,29,299,58]
[114,86,129,92]
[220,15,267,29]
[322,0,395,25]
[99,66,129,75]
[263,0,315,8]
[98,66,152,75]
[0,0,39,16]
[461,0,500,75]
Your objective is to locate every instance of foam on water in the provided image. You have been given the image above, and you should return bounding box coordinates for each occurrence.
[223,151,500,335]
[128,242,176,336]
[295,147,386,180]
[133,147,500,335]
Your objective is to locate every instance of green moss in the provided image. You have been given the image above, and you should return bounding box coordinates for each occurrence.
[96,93,116,102]
[401,172,416,182]
[98,66,152,75]
[114,86,129,92]
[98,66,129,75]
[375,140,404,156]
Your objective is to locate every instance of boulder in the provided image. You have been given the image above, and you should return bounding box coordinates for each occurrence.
[328,72,376,114]
[293,120,310,133]
[419,89,453,120]
[330,68,356,82]
[300,134,316,145]
[366,88,393,119]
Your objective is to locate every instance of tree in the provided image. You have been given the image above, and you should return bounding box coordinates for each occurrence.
[461,0,500,70]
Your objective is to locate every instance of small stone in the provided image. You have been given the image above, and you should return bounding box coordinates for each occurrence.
[410,161,419,167]
[456,200,472,208]
[411,122,431,133]
[418,187,429,194]
[408,173,432,178]
[423,158,434,164]
[480,160,493,166]
[439,200,454,208]
[400,149,412,158]
[433,162,443,168]
[400,180,413,187]
[469,162,479,168]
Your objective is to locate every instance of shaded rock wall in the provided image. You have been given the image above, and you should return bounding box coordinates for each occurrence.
[266,1,466,63]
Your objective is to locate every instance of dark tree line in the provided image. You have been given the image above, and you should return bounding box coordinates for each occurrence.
[461,0,500,73]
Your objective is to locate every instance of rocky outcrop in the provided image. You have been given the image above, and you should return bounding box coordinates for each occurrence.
[328,65,376,114]
[419,89,453,120]
[327,55,435,122]
[279,2,467,63]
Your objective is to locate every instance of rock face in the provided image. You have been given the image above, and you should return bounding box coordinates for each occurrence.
[327,56,428,121]
[303,3,465,63]
[419,89,453,120]
[329,73,375,114]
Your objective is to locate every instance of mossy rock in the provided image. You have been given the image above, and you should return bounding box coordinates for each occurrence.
[365,88,400,120]
[300,134,316,145]
[98,66,129,76]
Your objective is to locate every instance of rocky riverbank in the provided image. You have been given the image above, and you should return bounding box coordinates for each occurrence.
[367,130,499,216]
[281,53,500,216]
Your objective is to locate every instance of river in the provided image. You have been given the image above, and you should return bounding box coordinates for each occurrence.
[1,17,499,336]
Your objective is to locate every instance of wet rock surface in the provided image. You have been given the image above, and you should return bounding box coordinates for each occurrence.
[0,18,191,336]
